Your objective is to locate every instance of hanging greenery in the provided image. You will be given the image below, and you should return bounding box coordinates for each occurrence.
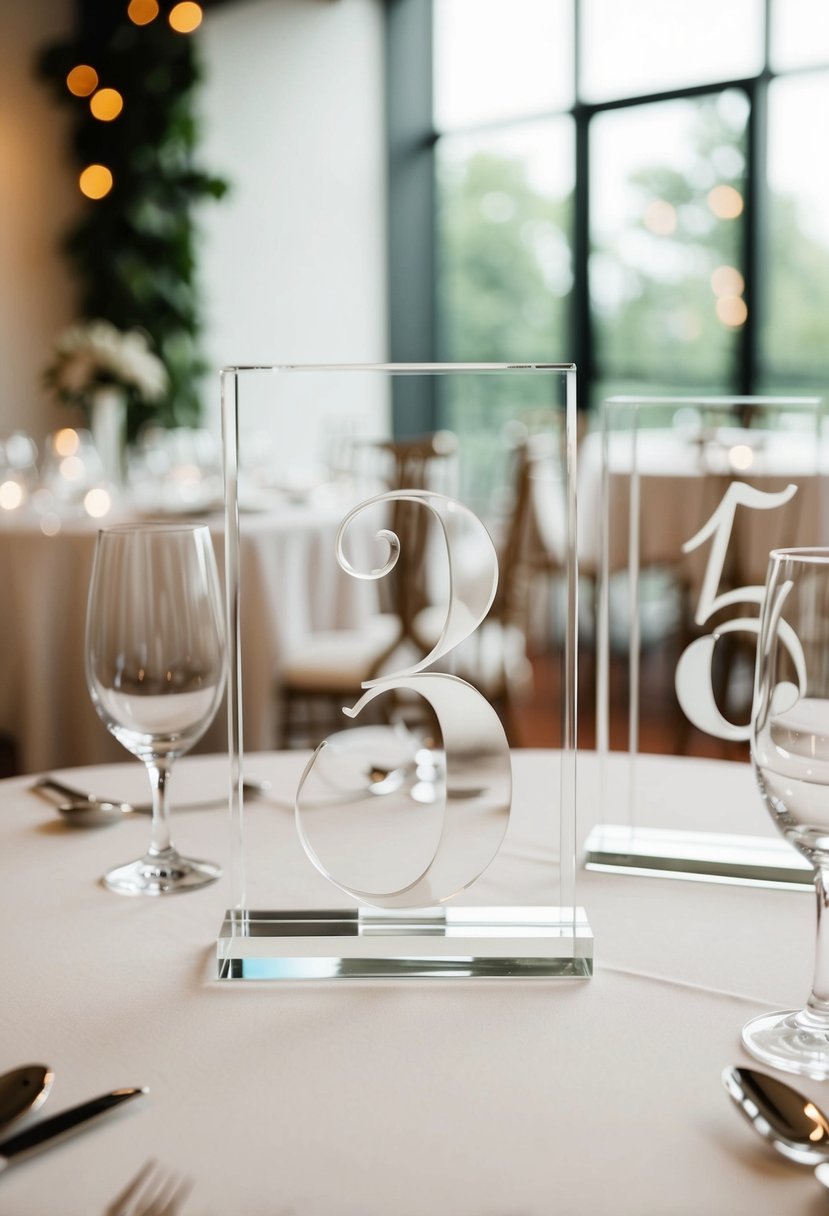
[37,2,228,440]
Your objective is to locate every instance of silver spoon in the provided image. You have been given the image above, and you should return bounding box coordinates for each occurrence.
[0,1065,53,1133]
[722,1064,829,1167]
[32,776,270,828]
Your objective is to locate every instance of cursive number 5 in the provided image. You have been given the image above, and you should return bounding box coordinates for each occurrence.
[674,481,804,741]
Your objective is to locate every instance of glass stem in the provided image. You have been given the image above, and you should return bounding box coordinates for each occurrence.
[800,866,829,1030]
[147,760,174,858]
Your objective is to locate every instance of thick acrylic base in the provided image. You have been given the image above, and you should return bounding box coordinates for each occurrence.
[216,906,593,980]
[742,1009,829,1081]
[584,824,811,888]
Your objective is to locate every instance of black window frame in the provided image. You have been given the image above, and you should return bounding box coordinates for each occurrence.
[385,0,829,426]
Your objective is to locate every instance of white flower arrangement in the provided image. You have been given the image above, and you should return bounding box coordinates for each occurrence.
[44,319,168,409]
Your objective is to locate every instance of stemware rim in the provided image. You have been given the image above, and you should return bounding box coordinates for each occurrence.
[96,521,210,537]
[769,546,829,565]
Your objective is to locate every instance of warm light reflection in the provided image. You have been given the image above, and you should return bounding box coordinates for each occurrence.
[710,265,745,298]
[66,65,98,97]
[708,184,744,220]
[54,428,80,457]
[60,456,85,481]
[79,165,114,200]
[0,481,23,510]
[728,444,754,471]
[40,514,61,537]
[716,295,748,327]
[643,199,677,236]
[84,488,112,518]
[805,1102,829,1141]
[90,88,124,122]
[169,1,203,32]
[127,0,159,25]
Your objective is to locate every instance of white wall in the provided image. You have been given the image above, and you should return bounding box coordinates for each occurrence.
[0,0,78,441]
[198,0,389,429]
[0,0,388,445]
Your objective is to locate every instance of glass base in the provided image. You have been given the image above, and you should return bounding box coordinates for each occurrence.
[104,849,221,896]
[742,1009,829,1080]
[584,824,812,889]
[217,906,593,980]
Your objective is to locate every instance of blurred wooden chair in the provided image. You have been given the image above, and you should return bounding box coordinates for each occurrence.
[275,432,458,747]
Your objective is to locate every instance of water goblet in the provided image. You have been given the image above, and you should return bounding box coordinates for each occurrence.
[85,522,226,895]
[744,546,829,1077]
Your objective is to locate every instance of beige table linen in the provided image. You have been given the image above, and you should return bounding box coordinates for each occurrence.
[0,748,823,1215]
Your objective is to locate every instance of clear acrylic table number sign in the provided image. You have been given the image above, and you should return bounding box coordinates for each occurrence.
[216,363,591,980]
[586,395,824,886]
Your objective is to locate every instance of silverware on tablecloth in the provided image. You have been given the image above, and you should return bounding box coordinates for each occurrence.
[103,1158,193,1216]
[30,775,270,828]
[0,1087,147,1174]
[0,1065,53,1134]
[723,1064,829,1192]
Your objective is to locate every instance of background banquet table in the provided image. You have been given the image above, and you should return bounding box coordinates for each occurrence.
[0,748,823,1215]
[0,489,373,773]
[576,426,829,578]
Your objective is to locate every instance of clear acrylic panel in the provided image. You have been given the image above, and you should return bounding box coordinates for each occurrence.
[590,92,749,408]
[433,0,573,131]
[584,394,826,885]
[217,364,590,979]
[579,0,764,103]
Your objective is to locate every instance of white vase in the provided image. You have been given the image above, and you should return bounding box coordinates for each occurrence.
[90,387,126,486]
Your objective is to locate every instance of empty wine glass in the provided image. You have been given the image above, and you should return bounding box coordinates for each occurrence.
[85,523,226,895]
[744,546,829,1077]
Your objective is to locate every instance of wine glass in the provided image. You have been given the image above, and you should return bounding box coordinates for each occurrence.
[85,522,227,895]
[744,546,829,1077]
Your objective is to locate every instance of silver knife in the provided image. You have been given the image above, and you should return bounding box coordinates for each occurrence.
[0,1087,147,1174]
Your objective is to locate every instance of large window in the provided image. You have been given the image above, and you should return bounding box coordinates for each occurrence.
[388,0,829,421]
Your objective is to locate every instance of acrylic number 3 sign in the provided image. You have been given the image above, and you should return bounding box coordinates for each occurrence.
[294,490,513,909]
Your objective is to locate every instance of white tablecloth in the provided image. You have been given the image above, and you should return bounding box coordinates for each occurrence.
[0,748,823,1214]
[0,494,372,772]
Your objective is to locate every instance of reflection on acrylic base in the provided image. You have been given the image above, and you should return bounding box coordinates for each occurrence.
[584,824,811,890]
[217,906,593,980]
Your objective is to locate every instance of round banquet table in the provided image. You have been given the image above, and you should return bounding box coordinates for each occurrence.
[0,748,822,1215]
[0,490,373,773]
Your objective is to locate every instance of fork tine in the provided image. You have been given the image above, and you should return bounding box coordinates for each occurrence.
[104,1159,157,1216]
[152,1173,194,1216]
[103,1159,193,1216]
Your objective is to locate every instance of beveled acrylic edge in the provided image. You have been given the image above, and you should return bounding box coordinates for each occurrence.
[584,824,812,890]
[216,906,593,981]
[218,957,593,980]
[220,362,577,375]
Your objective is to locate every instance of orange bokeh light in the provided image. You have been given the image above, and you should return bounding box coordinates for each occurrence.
[79,165,114,200]
[716,295,748,327]
[707,185,744,220]
[66,65,98,97]
[643,198,677,236]
[710,265,745,298]
[169,1,203,33]
[127,0,160,25]
[90,88,124,122]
